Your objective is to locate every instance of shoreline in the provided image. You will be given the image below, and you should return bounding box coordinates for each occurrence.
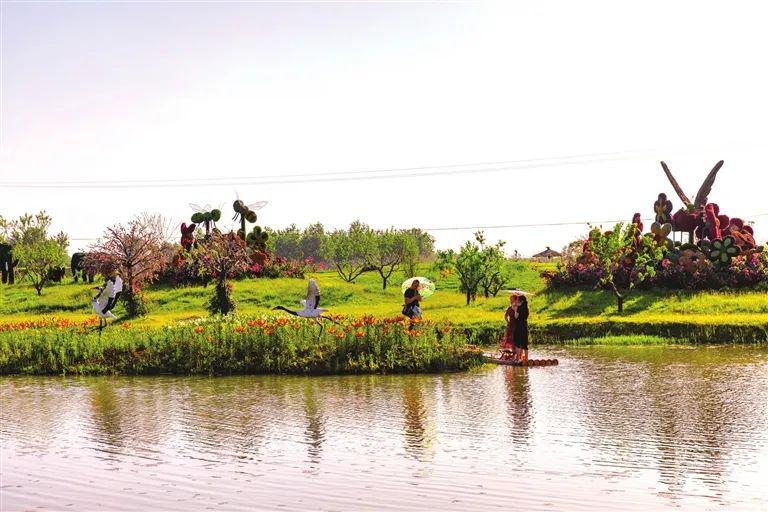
[2,313,766,377]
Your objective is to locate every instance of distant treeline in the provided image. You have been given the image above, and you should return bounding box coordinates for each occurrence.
[265,222,435,263]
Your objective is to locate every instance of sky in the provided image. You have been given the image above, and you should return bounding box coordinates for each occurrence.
[1,0,767,256]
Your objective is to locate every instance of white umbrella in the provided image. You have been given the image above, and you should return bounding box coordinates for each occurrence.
[401,276,435,299]
[503,289,534,296]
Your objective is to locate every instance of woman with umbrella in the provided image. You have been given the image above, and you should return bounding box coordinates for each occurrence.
[500,289,531,363]
[512,290,530,363]
[401,277,435,327]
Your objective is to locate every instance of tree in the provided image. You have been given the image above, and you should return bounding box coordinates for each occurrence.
[368,230,418,289]
[453,231,503,305]
[89,213,171,317]
[0,215,8,243]
[402,228,436,259]
[321,221,374,283]
[272,224,303,260]
[431,249,455,279]
[455,242,484,305]
[14,239,68,296]
[301,222,326,263]
[479,241,509,298]
[588,223,664,313]
[4,212,68,295]
[192,231,250,315]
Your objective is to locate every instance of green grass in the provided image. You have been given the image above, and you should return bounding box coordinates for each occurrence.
[2,260,768,344]
[0,315,483,376]
[561,335,682,345]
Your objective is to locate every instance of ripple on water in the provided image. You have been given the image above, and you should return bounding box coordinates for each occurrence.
[1,345,767,511]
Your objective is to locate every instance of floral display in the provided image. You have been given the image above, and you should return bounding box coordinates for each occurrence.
[543,160,765,292]
[0,314,481,375]
[706,236,741,265]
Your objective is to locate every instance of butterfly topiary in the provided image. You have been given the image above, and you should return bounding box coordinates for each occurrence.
[653,193,673,224]
[650,222,674,249]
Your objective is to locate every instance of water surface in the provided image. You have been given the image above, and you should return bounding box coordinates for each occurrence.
[2,346,767,511]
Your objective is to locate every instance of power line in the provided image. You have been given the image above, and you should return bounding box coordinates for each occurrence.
[423,218,654,231]
[0,150,653,189]
[1,150,646,186]
[66,213,768,241]
[424,213,768,231]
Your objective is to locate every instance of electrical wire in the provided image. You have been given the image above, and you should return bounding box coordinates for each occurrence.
[0,150,654,189]
[66,212,768,241]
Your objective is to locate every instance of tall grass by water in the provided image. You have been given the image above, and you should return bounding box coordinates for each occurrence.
[0,315,482,376]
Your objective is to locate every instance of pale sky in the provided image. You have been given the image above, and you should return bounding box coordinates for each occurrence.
[2,0,767,256]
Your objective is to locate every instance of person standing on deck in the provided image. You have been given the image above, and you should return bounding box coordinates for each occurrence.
[514,295,530,362]
[502,294,517,352]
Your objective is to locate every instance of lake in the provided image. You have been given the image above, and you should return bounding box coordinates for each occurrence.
[2,346,767,511]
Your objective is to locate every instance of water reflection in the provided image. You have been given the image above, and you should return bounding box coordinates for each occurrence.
[400,379,436,462]
[302,381,325,467]
[502,368,533,446]
[1,346,767,511]
[88,380,125,451]
[566,347,768,508]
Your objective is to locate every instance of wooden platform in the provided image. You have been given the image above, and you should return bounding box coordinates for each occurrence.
[483,353,559,366]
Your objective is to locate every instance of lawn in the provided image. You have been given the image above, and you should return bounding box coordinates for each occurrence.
[2,260,768,343]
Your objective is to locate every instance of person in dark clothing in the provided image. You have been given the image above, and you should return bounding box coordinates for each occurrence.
[403,280,423,323]
[502,294,517,350]
[513,295,529,362]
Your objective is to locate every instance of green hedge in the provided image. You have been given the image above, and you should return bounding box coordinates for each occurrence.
[461,320,768,345]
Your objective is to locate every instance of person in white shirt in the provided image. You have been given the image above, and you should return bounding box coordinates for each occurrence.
[102,274,123,317]
[92,278,117,328]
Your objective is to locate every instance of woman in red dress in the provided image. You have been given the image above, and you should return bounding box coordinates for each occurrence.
[502,295,517,354]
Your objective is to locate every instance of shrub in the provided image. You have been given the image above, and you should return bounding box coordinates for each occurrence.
[254,256,310,279]
[191,232,250,315]
[0,315,483,376]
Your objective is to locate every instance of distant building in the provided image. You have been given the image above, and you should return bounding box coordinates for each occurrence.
[531,246,562,263]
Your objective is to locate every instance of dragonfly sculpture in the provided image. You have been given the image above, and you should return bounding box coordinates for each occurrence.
[232,197,268,240]
[660,160,724,212]
[189,203,223,237]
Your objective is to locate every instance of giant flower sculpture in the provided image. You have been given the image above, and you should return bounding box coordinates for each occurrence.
[707,236,741,266]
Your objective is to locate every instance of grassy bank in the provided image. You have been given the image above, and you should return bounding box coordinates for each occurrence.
[2,261,768,349]
[0,315,482,376]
